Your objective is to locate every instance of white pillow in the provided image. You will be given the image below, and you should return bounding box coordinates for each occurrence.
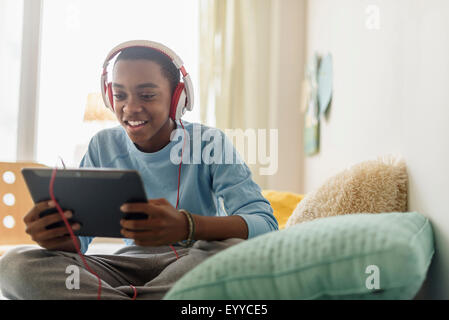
[286,155,408,227]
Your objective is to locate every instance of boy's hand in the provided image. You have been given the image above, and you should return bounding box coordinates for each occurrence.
[23,200,81,252]
[120,198,188,246]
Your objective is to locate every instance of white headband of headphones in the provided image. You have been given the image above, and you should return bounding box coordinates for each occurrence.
[100,40,194,115]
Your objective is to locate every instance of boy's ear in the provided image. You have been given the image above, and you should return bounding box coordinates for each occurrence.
[107,83,114,110]
[169,83,186,120]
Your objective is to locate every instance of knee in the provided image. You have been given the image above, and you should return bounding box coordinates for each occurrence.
[0,246,48,286]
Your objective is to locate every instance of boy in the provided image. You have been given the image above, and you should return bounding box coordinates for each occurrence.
[0,41,278,299]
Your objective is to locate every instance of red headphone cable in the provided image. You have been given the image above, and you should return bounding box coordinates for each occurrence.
[168,119,187,259]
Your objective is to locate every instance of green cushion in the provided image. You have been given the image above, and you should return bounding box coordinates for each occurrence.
[164,212,434,300]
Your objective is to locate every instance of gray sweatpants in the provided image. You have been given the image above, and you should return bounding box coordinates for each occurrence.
[0,238,243,300]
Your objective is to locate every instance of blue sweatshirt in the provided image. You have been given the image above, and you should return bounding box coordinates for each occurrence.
[78,120,278,253]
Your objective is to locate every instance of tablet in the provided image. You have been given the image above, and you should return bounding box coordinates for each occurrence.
[21,168,148,238]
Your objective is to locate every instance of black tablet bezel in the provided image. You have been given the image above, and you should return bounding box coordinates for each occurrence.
[21,168,148,238]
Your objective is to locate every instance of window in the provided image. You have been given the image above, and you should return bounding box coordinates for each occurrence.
[0,0,24,162]
[36,0,200,167]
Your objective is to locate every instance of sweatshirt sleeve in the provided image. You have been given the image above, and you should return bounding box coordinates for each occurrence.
[77,136,99,254]
[210,131,279,239]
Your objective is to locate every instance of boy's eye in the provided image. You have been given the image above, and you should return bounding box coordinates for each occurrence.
[140,94,156,100]
[113,93,125,100]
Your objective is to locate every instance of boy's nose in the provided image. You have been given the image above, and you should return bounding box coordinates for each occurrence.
[123,96,143,113]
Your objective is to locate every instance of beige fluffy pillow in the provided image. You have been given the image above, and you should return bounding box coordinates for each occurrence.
[286,155,408,227]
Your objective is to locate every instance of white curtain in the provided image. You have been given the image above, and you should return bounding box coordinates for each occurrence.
[199,0,306,191]
[199,0,276,130]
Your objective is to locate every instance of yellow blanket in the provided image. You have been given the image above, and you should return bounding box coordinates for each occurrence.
[262,190,304,229]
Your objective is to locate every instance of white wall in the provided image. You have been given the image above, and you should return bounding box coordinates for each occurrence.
[304,0,449,299]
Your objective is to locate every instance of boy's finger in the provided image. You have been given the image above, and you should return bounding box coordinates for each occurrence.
[120,218,152,231]
[120,202,149,213]
[23,200,56,223]
[121,203,166,218]
[25,210,72,235]
[34,223,80,242]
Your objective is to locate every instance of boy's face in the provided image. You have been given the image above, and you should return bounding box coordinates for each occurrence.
[112,59,173,152]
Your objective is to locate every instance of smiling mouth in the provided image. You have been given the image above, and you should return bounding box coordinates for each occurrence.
[124,120,148,128]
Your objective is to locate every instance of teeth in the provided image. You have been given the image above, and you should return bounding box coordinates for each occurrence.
[127,120,146,126]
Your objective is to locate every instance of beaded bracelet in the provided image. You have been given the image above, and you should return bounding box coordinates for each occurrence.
[177,209,195,247]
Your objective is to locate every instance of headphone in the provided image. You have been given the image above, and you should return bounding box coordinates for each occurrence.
[101,40,194,120]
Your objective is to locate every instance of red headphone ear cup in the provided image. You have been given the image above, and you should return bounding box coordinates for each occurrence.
[170,83,185,120]
[107,82,114,110]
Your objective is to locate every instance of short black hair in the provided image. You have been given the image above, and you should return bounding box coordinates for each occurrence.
[114,46,180,95]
